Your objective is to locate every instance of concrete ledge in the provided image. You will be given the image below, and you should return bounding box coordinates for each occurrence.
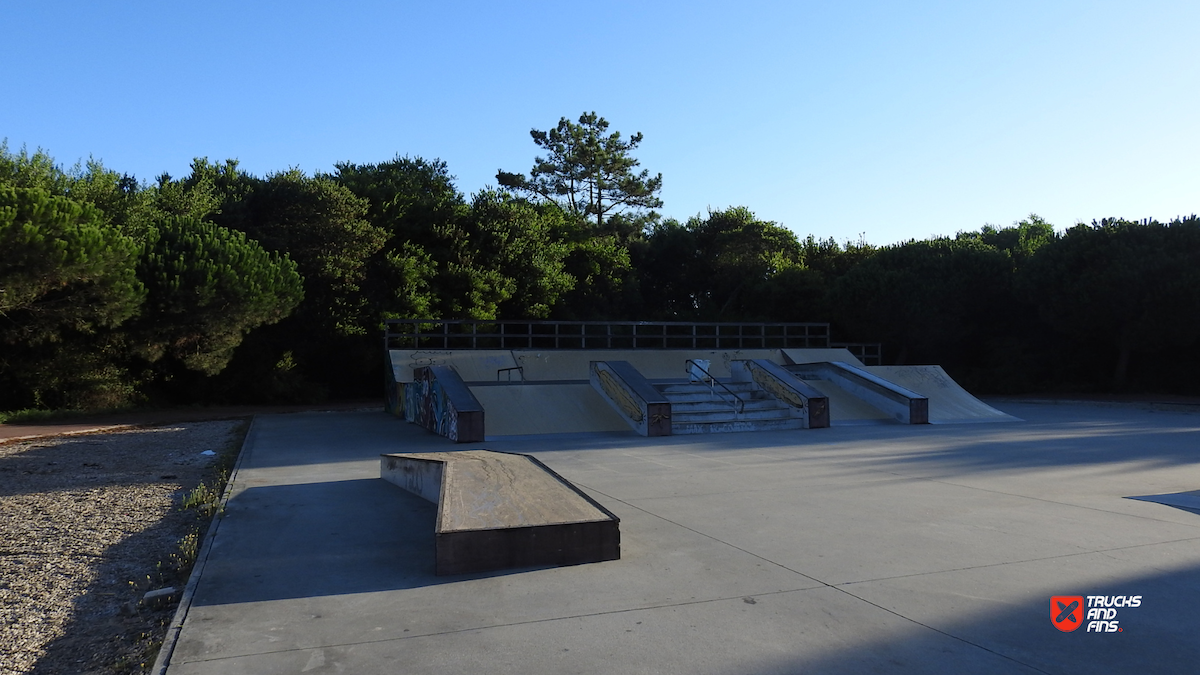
[590,361,672,436]
[381,450,620,575]
[785,361,929,424]
[731,359,830,428]
[406,366,485,442]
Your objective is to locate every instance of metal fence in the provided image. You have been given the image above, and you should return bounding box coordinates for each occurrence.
[831,342,883,366]
[385,320,833,351]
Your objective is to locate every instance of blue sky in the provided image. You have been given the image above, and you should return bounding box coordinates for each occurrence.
[4,1,1197,245]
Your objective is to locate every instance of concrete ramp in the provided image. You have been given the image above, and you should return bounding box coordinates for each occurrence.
[794,365,1019,425]
[787,362,928,424]
[794,378,893,425]
[865,366,1020,424]
[782,348,865,368]
[381,450,620,575]
[469,384,631,437]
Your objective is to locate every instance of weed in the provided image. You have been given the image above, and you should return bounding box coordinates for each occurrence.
[0,402,135,424]
[0,408,86,424]
[180,478,224,516]
[169,419,250,578]
[111,630,165,674]
[171,531,201,575]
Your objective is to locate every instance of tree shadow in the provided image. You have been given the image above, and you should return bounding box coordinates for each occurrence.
[739,560,1200,675]
[29,493,205,674]
[190,478,552,607]
[506,401,1200,477]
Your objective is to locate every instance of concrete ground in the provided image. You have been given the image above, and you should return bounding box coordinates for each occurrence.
[163,401,1200,674]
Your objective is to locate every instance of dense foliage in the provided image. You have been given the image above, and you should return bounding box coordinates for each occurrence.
[2,123,1198,411]
[497,112,663,238]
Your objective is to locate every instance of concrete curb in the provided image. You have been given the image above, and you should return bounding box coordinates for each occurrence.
[151,415,259,675]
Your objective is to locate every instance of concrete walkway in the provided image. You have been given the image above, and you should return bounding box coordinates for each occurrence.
[164,401,1200,674]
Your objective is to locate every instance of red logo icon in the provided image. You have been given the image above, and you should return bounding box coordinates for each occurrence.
[1051,596,1084,632]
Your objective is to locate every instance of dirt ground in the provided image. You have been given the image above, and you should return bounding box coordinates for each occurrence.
[0,420,248,675]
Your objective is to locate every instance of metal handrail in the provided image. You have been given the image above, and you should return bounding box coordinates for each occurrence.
[830,342,883,366]
[497,366,524,382]
[685,359,745,416]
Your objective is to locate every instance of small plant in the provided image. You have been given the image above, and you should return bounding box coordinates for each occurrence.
[171,530,201,574]
[180,478,223,516]
[0,401,136,424]
[0,408,86,424]
[169,419,249,578]
[111,630,165,675]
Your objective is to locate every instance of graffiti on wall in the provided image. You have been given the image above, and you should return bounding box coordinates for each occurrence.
[404,370,461,442]
[596,368,644,422]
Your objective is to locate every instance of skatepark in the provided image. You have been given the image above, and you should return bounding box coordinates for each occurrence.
[156,322,1200,674]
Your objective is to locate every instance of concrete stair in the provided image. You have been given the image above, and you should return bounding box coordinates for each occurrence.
[654,381,805,434]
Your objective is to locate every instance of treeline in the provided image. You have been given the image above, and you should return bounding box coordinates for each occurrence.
[2,140,1199,411]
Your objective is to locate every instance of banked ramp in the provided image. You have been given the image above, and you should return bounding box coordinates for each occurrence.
[864,365,1020,424]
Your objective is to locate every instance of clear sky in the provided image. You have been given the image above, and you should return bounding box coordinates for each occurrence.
[4,1,1197,245]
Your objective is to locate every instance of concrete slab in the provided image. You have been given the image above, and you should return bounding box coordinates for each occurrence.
[165,401,1200,675]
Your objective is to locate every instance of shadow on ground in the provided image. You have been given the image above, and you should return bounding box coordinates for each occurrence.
[191,479,546,606]
[516,402,1200,476]
[736,560,1200,675]
[30,500,201,674]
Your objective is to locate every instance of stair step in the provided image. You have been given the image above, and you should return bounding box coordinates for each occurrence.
[669,400,789,414]
[671,417,807,435]
[644,378,810,435]
[654,382,756,395]
[672,409,795,423]
[660,391,773,403]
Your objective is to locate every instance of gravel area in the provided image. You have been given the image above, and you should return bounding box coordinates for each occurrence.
[0,420,248,675]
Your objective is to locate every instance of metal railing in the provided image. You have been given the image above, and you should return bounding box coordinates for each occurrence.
[497,366,524,382]
[685,359,745,416]
[385,320,831,351]
[831,342,883,366]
